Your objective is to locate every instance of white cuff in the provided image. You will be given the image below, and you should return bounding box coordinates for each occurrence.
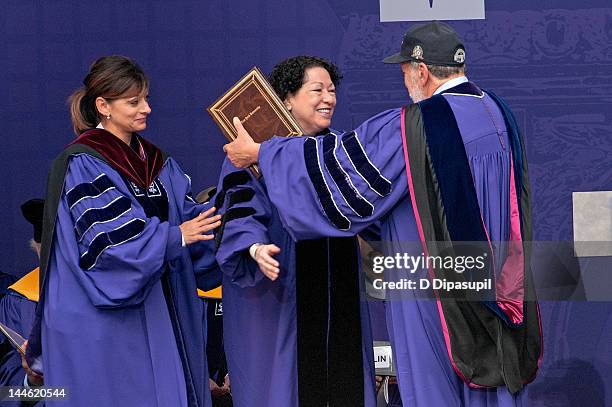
[181,233,186,247]
[23,374,30,388]
[249,243,263,259]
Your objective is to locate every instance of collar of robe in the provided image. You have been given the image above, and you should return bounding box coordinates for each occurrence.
[439,81,483,97]
[71,128,165,189]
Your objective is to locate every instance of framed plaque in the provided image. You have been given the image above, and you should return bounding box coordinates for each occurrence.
[208,67,303,176]
[208,67,303,142]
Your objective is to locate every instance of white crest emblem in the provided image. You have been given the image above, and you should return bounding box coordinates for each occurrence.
[454,48,466,63]
[411,45,424,60]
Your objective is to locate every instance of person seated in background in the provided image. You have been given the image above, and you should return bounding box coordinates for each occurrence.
[215,56,376,407]
[0,199,45,393]
[0,271,17,300]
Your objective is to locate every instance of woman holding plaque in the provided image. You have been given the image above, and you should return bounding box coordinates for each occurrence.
[26,55,221,407]
[215,56,376,407]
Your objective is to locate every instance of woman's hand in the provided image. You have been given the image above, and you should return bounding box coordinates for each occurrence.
[179,207,221,245]
[254,244,281,280]
[221,374,230,394]
[209,378,229,397]
[375,375,383,393]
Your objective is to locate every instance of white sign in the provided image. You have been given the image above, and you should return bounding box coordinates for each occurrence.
[374,345,393,369]
[380,0,485,22]
[573,191,612,257]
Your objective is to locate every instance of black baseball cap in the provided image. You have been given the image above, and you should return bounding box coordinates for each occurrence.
[383,21,466,66]
[21,199,44,243]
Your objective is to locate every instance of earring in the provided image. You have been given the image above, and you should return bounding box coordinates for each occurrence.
[286,105,292,111]
[106,114,111,120]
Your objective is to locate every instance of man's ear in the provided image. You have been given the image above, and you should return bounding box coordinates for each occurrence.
[418,63,429,85]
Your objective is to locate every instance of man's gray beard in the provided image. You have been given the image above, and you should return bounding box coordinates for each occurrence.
[409,75,427,103]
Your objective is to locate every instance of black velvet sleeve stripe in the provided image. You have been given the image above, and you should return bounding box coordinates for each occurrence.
[213,190,226,211]
[304,138,350,230]
[74,196,132,240]
[222,170,250,190]
[213,171,250,213]
[322,134,374,217]
[79,218,146,270]
[228,188,255,206]
[66,174,115,209]
[341,131,391,197]
[223,207,256,223]
[213,206,258,249]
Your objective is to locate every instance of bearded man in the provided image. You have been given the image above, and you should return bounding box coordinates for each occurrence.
[224,21,542,406]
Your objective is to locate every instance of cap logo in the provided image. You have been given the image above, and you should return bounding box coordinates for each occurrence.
[454,48,465,64]
[411,45,424,60]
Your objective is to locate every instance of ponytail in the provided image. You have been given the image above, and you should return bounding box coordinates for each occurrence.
[69,87,98,135]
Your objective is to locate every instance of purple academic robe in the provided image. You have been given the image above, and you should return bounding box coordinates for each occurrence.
[215,157,377,407]
[0,290,37,388]
[42,154,213,407]
[254,86,528,406]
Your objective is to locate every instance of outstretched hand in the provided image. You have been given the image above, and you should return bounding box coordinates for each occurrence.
[179,207,222,245]
[254,244,281,280]
[222,117,260,168]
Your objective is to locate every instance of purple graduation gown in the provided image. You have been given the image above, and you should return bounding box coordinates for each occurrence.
[42,154,213,407]
[254,86,528,406]
[215,157,377,407]
[0,290,37,388]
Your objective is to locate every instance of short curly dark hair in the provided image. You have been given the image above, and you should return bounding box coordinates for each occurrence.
[268,56,343,101]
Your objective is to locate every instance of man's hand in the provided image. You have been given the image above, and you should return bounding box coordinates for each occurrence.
[20,341,43,387]
[254,244,281,280]
[223,117,260,168]
[179,207,222,245]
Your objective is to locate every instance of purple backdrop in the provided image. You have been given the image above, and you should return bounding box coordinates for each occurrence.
[1,1,611,405]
